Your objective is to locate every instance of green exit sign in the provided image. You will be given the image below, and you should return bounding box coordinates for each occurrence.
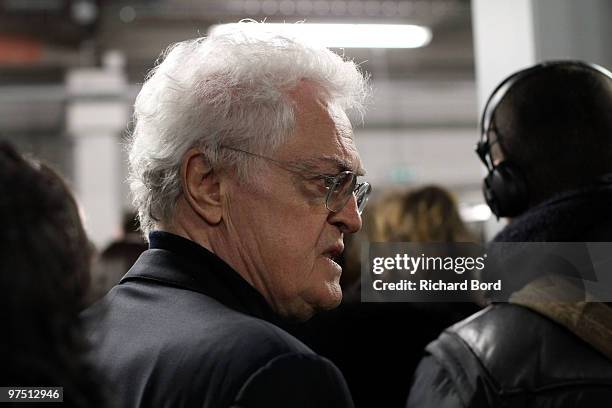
[389,166,415,183]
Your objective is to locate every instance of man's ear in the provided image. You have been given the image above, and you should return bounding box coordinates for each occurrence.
[181,148,223,225]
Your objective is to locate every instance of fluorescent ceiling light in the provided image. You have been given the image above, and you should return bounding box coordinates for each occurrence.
[208,23,432,49]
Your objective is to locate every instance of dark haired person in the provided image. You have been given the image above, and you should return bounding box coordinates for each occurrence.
[87,212,147,304]
[0,142,105,407]
[407,61,612,407]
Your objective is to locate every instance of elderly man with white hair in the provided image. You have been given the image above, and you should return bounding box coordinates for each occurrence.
[84,27,371,408]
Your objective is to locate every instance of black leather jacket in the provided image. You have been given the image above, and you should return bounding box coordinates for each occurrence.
[407,186,612,408]
[407,303,612,408]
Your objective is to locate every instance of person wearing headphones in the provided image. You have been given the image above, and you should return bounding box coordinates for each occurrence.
[406,61,612,407]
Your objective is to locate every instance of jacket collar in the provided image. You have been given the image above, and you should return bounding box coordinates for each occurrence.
[494,185,612,242]
[120,231,281,325]
[510,276,612,361]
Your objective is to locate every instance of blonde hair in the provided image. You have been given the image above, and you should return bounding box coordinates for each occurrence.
[367,185,472,242]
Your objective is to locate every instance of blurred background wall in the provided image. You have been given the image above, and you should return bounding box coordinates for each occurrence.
[1,0,610,249]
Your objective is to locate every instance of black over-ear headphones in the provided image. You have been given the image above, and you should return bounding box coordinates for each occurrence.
[475,60,612,219]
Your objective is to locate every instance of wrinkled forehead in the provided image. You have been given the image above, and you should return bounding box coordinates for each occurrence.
[280,81,365,175]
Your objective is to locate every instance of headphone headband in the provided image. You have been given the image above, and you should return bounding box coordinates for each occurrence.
[480,60,612,148]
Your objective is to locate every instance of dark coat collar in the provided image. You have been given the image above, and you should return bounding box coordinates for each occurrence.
[494,185,612,242]
[120,231,280,324]
[487,185,612,301]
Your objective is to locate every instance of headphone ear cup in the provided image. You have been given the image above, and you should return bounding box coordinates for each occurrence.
[483,162,529,218]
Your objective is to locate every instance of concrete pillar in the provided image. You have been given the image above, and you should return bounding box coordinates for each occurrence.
[533,0,612,69]
[473,0,612,112]
[472,0,536,113]
[66,51,128,250]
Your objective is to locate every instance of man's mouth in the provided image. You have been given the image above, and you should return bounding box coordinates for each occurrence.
[322,244,344,266]
[323,253,340,264]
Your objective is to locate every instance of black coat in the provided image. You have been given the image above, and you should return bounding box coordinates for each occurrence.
[83,231,354,408]
[407,303,612,408]
[406,186,612,408]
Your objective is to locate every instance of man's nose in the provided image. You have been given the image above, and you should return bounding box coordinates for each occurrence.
[328,194,362,234]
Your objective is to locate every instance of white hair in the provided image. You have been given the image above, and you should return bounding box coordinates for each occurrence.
[128,25,370,237]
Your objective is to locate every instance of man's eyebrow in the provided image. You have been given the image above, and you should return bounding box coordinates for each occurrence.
[298,156,366,176]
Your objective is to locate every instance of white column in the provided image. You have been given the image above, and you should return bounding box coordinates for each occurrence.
[533,0,612,68]
[66,51,128,250]
[472,0,536,113]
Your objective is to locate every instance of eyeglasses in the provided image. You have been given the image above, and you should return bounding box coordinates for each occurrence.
[476,119,504,171]
[219,146,372,215]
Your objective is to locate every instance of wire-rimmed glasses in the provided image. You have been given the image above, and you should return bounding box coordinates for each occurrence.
[219,146,372,215]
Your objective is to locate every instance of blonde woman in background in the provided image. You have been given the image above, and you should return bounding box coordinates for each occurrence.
[369,186,473,243]
[342,186,475,293]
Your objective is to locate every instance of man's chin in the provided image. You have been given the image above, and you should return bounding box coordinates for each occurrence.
[314,284,343,312]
